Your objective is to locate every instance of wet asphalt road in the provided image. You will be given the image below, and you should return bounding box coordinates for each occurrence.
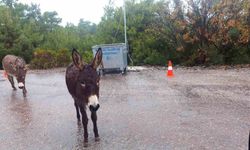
[0,67,249,150]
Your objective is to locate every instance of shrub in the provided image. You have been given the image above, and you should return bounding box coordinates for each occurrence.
[0,50,9,69]
[230,47,250,64]
[55,49,71,67]
[30,49,56,69]
[30,48,94,69]
[82,50,94,64]
[144,50,165,65]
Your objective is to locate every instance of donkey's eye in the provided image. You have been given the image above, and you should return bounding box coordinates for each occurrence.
[81,83,86,88]
[80,81,86,87]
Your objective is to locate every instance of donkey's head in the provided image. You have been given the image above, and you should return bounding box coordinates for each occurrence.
[15,58,28,89]
[72,48,102,112]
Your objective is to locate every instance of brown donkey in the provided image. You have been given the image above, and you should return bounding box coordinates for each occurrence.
[65,48,102,144]
[2,55,28,97]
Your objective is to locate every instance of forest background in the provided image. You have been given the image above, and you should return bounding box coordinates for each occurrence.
[0,0,250,69]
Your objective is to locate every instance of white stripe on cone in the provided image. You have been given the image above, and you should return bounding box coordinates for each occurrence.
[168,66,173,70]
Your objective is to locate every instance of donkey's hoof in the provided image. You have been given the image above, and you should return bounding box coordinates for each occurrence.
[95,137,100,142]
[77,117,80,121]
[83,141,88,147]
[77,120,81,126]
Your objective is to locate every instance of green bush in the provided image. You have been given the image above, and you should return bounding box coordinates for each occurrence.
[30,49,56,69]
[0,50,9,69]
[30,48,72,69]
[144,50,165,65]
[207,47,224,65]
[230,47,250,64]
[55,49,71,67]
[82,50,94,64]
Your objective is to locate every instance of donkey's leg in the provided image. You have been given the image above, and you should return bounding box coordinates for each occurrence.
[22,81,27,97]
[7,75,16,90]
[74,101,80,121]
[80,106,88,144]
[91,111,99,141]
[248,131,250,150]
[22,86,27,97]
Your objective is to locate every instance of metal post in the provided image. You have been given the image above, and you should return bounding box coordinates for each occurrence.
[123,0,127,46]
[123,0,133,65]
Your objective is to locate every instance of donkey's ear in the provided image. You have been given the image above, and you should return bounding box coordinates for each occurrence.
[72,48,84,70]
[92,48,102,69]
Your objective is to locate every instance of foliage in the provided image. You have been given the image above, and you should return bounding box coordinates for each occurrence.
[0,0,250,69]
[82,50,94,64]
[54,49,71,67]
[0,49,9,68]
[30,48,71,69]
[173,0,250,65]
[30,49,56,69]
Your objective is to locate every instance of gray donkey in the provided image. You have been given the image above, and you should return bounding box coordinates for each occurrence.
[66,48,102,145]
[2,55,28,97]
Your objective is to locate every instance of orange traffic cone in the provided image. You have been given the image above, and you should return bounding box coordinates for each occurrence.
[166,60,174,77]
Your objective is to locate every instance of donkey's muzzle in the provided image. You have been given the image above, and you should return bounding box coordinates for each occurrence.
[89,104,100,112]
[18,82,24,89]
